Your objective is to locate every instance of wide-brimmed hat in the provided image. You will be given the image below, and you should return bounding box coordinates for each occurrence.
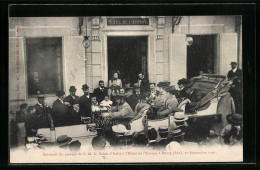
[69,86,77,92]
[157,81,170,88]
[173,112,188,122]
[230,113,243,125]
[56,90,65,97]
[82,84,89,90]
[177,78,189,85]
[69,140,81,151]
[57,135,72,147]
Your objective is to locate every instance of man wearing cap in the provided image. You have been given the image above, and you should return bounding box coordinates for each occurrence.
[102,94,135,127]
[93,80,109,104]
[79,84,92,118]
[227,62,243,114]
[34,94,53,129]
[157,86,182,118]
[52,90,71,126]
[124,87,139,111]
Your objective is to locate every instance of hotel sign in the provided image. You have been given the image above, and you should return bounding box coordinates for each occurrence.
[107,18,149,25]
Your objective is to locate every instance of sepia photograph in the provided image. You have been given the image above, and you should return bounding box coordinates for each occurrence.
[8,8,246,163]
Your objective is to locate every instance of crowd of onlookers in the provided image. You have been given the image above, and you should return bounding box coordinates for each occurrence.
[10,62,243,147]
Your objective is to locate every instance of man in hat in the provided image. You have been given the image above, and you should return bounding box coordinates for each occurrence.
[63,86,80,107]
[227,62,243,114]
[93,80,109,104]
[176,78,190,102]
[34,94,53,129]
[52,90,71,126]
[101,94,135,128]
[157,86,182,118]
[137,72,150,95]
[124,87,139,111]
[79,84,92,118]
[63,86,81,124]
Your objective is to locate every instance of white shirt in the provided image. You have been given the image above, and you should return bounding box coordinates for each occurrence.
[232,67,237,73]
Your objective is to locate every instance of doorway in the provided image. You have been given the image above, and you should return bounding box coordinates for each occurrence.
[187,35,218,79]
[107,36,148,85]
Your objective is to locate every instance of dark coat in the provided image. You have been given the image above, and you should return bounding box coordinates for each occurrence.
[63,95,80,106]
[25,113,38,137]
[79,94,92,117]
[139,78,150,94]
[15,110,26,123]
[125,95,139,111]
[93,87,109,104]
[52,99,70,126]
[227,68,243,88]
[63,95,81,124]
[34,103,52,129]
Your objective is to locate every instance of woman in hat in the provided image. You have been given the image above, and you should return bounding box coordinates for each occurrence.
[52,90,70,126]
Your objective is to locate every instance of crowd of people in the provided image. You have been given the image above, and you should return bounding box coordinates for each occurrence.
[10,62,243,148]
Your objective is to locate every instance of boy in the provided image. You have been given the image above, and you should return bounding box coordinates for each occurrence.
[100,95,113,108]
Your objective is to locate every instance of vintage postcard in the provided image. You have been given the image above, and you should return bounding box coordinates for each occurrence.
[9,5,245,164]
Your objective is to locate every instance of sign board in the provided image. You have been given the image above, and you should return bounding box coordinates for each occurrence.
[107,18,149,25]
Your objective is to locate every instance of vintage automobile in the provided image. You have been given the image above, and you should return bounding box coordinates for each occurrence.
[112,74,236,139]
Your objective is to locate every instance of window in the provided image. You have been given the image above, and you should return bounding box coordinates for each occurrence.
[26,38,63,96]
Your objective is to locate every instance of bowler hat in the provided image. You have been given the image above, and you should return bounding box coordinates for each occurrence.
[57,135,72,147]
[230,62,237,65]
[158,126,168,138]
[69,86,77,92]
[69,140,81,151]
[82,84,89,90]
[56,90,65,97]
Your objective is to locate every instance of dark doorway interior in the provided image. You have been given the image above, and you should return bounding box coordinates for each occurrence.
[187,35,217,79]
[108,36,148,86]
